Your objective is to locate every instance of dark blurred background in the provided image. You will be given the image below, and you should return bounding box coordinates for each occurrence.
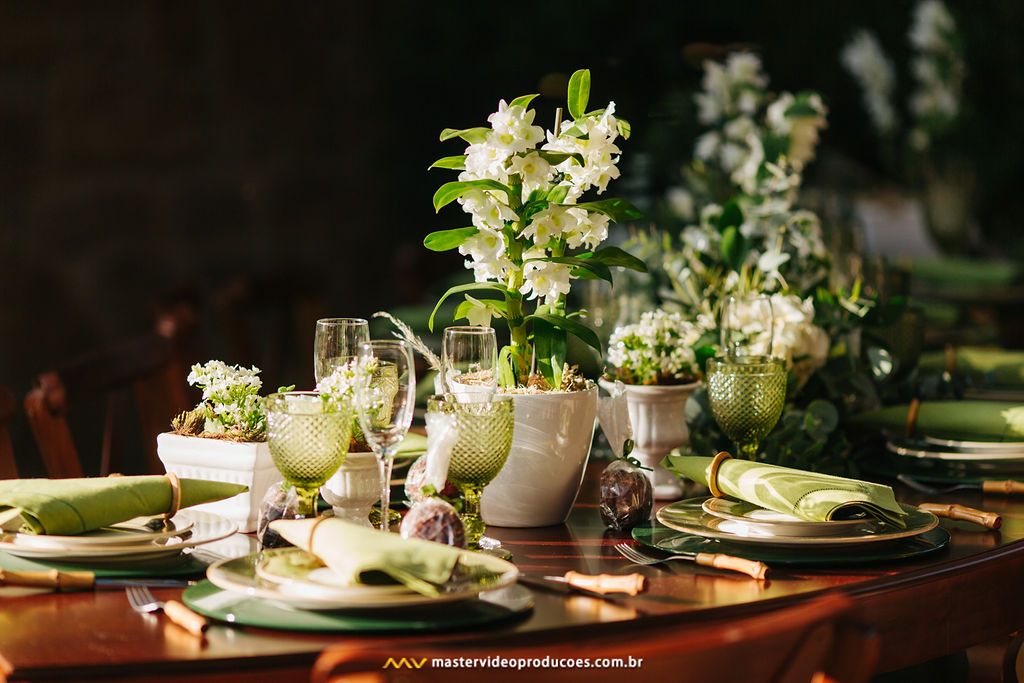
[3,1,1022,475]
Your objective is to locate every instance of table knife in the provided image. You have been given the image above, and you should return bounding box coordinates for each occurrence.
[0,568,192,591]
[517,572,646,600]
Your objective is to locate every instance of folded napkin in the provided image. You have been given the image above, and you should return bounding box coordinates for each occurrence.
[270,517,462,597]
[662,454,906,527]
[848,400,1024,442]
[918,347,1024,388]
[0,476,247,536]
[398,432,428,455]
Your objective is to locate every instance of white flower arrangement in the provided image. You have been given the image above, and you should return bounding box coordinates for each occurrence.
[426,69,647,389]
[185,360,266,441]
[606,310,712,386]
[315,360,376,451]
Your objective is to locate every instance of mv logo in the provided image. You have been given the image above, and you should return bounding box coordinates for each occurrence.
[382,657,428,669]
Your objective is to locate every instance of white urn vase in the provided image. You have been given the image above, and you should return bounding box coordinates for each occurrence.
[481,386,598,527]
[604,380,700,499]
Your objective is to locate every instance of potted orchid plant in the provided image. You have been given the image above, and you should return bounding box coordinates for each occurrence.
[424,69,646,526]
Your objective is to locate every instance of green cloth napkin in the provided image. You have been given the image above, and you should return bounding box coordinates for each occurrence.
[270,517,460,597]
[661,454,906,527]
[0,476,247,535]
[848,400,1024,442]
[918,347,1024,388]
[398,432,427,455]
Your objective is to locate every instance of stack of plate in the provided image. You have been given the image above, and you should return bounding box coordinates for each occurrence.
[0,510,237,567]
[882,435,1024,479]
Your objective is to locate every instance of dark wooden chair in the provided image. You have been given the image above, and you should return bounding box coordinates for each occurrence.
[23,313,194,478]
[310,592,877,683]
[0,382,18,479]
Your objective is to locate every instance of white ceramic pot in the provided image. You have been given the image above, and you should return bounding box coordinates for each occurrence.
[156,432,277,533]
[481,386,598,527]
[320,451,381,528]
[604,380,700,500]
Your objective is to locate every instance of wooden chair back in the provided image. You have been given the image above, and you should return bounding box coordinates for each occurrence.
[23,322,191,478]
[311,592,876,683]
[0,383,18,479]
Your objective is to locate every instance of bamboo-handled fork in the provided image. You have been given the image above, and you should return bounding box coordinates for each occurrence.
[615,543,770,580]
[126,584,208,636]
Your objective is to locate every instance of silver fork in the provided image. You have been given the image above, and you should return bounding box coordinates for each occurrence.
[126,584,208,635]
[614,543,769,580]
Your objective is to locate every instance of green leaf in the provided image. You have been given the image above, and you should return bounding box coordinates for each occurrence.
[428,282,508,330]
[433,180,516,212]
[616,117,631,139]
[716,200,744,231]
[546,185,570,205]
[536,151,584,166]
[567,69,591,120]
[532,314,566,388]
[784,101,820,118]
[454,296,507,322]
[570,198,643,223]
[525,256,612,282]
[720,225,750,272]
[509,94,539,109]
[428,155,467,170]
[423,227,479,252]
[439,127,489,143]
[526,312,601,352]
[497,345,516,389]
[586,246,648,273]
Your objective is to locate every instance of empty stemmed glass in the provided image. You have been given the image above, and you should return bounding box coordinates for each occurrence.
[314,318,370,384]
[264,391,353,517]
[442,326,497,401]
[353,340,416,532]
[426,394,514,556]
[706,356,787,460]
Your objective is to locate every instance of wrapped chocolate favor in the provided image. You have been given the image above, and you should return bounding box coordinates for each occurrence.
[399,408,466,547]
[400,496,466,547]
[599,458,653,531]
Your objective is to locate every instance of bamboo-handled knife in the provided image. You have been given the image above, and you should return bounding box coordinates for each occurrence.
[918,503,1002,529]
[0,568,191,591]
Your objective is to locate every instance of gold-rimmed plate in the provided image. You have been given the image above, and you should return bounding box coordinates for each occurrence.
[0,516,194,551]
[701,498,879,538]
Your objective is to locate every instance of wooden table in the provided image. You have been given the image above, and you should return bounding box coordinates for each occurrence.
[2,464,1023,681]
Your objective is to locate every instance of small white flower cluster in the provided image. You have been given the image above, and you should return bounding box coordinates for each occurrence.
[456,100,622,305]
[769,293,830,388]
[607,310,708,385]
[841,31,898,135]
[908,0,963,150]
[692,52,827,194]
[187,360,266,436]
[314,361,360,407]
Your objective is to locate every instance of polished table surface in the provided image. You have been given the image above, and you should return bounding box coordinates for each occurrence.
[2,462,1023,681]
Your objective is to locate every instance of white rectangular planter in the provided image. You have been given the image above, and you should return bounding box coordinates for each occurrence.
[156,433,278,533]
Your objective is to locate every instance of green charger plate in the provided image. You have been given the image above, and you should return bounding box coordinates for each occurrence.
[0,549,209,578]
[631,524,950,566]
[182,580,532,632]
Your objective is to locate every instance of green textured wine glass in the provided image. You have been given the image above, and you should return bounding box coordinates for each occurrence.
[427,394,514,550]
[706,355,786,460]
[265,391,353,517]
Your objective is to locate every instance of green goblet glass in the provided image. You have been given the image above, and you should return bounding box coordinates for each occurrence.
[265,391,353,517]
[426,394,514,551]
[706,355,787,460]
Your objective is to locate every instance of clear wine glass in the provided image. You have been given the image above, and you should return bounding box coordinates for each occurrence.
[354,340,416,532]
[706,355,787,460]
[314,318,370,384]
[264,391,353,517]
[426,394,514,555]
[720,294,774,359]
[442,326,497,401]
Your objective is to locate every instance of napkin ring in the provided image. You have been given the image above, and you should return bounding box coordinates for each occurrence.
[708,451,732,498]
[309,515,331,550]
[163,472,182,519]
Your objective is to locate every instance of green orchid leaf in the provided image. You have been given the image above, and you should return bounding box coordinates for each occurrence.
[524,256,612,282]
[433,180,516,212]
[428,282,508,331]
[526,312,601,352]
[509,94,539,109]
[423,227,479,252]
[567,69,591,120]
[616,117,631,139]
[585,246,648,273]
[716,200,744,231]
[570,198,643,223]
[439,127,489,143]
[720,225,750,272]
[546,185,570,204]
[497,345,516,389]
[536,151,584,166]
[428,155,467,170]
[532,314,566,388]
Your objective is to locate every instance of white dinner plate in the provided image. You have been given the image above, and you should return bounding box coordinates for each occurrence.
[0,510,236,563]
[921,436,1024,455]
[207,547,519,610]
[701,497,879,538]
[887,438,1024,462]
[658,498,938,548]
[0,516,194,551]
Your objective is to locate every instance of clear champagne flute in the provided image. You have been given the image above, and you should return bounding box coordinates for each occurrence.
[442,326,497,401]
[706,355,787,460]
[720,294,774,359]
[354,340,416,532]
[314,318,370,384]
